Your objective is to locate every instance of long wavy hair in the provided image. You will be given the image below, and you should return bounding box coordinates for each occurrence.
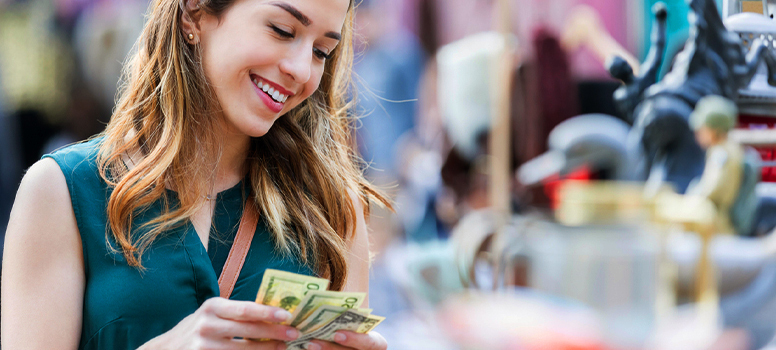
[97,0,388,291]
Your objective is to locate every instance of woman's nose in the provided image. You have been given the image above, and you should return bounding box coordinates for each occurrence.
[279,45,312,84]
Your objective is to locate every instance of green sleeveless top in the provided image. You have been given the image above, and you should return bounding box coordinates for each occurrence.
[44,138,314,350]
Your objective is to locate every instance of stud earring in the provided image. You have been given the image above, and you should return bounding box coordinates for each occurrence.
[188,33,194,40]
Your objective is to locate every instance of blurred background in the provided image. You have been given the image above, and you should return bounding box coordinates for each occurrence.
[6,0,776,349]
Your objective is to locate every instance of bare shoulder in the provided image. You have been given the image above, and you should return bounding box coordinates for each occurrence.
[9,158,77,233]
[5,156,81,263]
[18,157,72,203]
[4,157,82,268]
[2,157,84,348]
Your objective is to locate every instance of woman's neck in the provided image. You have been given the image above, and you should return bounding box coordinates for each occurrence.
[121,125,250,196]
[212,129,250,192]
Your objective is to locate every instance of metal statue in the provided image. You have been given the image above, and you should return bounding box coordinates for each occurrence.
[608,0,776,192]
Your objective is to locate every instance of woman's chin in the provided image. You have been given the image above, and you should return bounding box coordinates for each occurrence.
[222,108,283,139]
[244,119,277,138]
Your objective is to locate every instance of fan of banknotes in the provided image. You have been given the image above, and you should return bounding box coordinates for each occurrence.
[255,269,385,349]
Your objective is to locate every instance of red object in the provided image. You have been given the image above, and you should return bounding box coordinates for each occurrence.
[739,115,776,182]
[543,166,592,209]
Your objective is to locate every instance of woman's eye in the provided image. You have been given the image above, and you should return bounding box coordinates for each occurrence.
[270,25,294,38]
[313,48,331,61]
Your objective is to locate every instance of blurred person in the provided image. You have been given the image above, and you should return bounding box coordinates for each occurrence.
[353,2,431,344]
[40,75,110,155]
[354,0,424,185]
[353,0,427,313]
[70,0,146,114]
[43,0,147,154]
[0,0,77,168]
[0,0,73,121]
[2,1,392,350]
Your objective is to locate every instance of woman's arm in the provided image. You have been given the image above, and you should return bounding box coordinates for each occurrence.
[341,191,371,305]
[309,191,387,350]
[2,158,85,349]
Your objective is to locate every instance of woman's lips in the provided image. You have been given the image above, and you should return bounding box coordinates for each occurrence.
[251,76,284,113]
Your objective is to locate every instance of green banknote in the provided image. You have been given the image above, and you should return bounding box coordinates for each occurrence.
[288,290,366,327]
[286,310,385,350]
[296,305,373,334]
[255,269,330,313]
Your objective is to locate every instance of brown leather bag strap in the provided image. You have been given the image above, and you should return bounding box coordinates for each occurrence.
[218,200,258,299]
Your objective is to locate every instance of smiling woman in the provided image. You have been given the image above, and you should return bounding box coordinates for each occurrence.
[192,0,348,137]
[1,0,390,350]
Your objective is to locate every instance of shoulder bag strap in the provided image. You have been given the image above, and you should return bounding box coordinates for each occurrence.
[218,200,258,299]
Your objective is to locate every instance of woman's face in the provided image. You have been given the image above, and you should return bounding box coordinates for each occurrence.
[196,0,350,137]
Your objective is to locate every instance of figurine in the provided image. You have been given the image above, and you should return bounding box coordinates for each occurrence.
[686,95,756,234]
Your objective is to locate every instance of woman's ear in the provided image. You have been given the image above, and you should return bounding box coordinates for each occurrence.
[180,0,202,43]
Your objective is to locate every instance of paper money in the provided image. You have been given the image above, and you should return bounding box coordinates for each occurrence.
[286,310,386,350]
[295,305,373,334]
[255,269,330,313]
[288,290,366,327]
[253,269,384,348]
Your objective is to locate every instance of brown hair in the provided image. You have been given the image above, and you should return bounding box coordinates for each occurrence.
[97,0,389,291]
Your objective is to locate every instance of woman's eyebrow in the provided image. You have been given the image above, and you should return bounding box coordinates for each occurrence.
[326,32,341,41]
[270,1,312,26]
[268,1,342,41]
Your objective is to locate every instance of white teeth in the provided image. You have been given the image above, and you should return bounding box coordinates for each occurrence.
[255,78,289,103]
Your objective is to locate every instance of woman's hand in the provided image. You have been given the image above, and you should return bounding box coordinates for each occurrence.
[140,297,301,350]
[305,331,387,350]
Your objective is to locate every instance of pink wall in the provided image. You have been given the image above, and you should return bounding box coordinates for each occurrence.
[398,0,636,79]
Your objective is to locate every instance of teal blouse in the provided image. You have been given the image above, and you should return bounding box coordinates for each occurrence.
[44,138,314,350]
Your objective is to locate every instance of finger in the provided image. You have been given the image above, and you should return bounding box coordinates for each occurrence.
[197,318,300,342]
[329,331,387,350]
[202,298,292,323]
[182,338,285,350]
[307,340,353,350]
[229,338,288,350]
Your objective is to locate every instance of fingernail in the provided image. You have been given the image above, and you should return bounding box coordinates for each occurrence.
[306,343,321,350]
[275,310,292,321]
[276,343,287,350]
[286,328,299,339]
[334,333,346,342]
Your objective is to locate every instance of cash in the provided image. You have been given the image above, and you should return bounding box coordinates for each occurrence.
[296,305,373,333]
[288,290,367,327]
[255,269,329,313]
[286,310,385,350]
[255,269,384,347]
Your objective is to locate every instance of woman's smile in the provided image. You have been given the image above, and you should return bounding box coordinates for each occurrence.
[251,74,293,113]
